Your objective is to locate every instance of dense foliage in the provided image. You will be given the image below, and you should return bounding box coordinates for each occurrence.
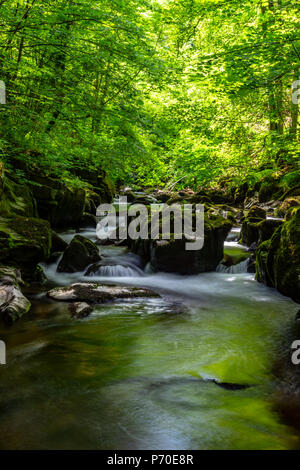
[0,0,299,188]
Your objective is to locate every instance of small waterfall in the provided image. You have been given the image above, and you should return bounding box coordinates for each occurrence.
[217,258,250,274]
[87,264,144,277]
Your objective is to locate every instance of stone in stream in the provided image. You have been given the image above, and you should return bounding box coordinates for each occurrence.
[47,283,160,303]
[57,235,100,273]
[0,266,31,324]
[131,206,232,274]
[51,231,68,253]
[68,302,94,318]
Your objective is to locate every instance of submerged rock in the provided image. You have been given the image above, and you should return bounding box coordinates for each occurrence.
[68,302,94,318]
[57,235,100,273]
[48,283,160,303]
[0,266,31,324]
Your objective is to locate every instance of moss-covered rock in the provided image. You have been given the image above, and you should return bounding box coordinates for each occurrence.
[73,167,115,203]
[0,171,37,218]
[247,205,267,220]
[256,208,300,303]
[57,235,100,273]
[241,216,282,247]
[0,217,52,269]
[29,177,86,228]
[131,209,232,274]
[275,196,300,218]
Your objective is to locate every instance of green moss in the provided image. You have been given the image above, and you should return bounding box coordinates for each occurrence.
[0,174,37,218]
[0,216,52,268]
[256,209,300,303]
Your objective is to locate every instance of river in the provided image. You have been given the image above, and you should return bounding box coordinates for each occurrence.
[0,224,299,450]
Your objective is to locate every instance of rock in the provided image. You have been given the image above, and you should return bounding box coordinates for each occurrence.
[0,173,37,218]
[155,191,174,203]
[57,235,101,273]
[73,167,115,203]
[78,212,97,228]
[68,302,94,318]
[0,266,31,324]
[29,177,86,228]
[258,178,282,202]
[256,208,300,303]
[240,206,266,246]
[0,217,52,276]
[51,231,68,253]
[131,210,232,274]
[275,197,300,218]
[21,264,47,285]
[120,189,137,202]
[247,205,267,220]
[240,216,283,247]
[47,251,62,264]
[48,283,160,303]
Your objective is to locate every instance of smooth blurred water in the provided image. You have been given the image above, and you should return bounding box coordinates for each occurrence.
[0,224,299,450]
[0,269,299,450]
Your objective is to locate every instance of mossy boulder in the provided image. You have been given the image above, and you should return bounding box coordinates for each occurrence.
[247,205,267,220]
[57,235,100,273]
[73,167,115,203]
[240,206,267,246]
[241,216,282,247]
[29,177,86,228]
[256,208,300,303]
[0,173,37,218]
[0,217,52,269]
[275,197,300,218]
[131,209,232,274]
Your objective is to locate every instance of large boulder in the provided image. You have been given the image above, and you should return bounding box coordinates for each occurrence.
[57,235,100,273]
[29,176,86,228]
[131,209,232,274]
[256,208,300,303]
[0,266,31,324]
[73,167,115,203]
[0,167,37,218]
[0,217,52,275]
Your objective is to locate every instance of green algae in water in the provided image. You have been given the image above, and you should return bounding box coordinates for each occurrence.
[0,272,299,450]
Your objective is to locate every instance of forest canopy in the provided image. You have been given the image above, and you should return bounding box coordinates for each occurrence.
[0,0,299,189]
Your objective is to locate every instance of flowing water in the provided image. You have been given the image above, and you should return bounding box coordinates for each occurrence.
[0,226,299,450]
